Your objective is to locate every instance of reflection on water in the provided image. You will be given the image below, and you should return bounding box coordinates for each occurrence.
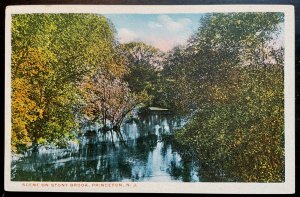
[11,113,200,182]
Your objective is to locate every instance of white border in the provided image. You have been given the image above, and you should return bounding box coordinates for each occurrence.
[5,5,295,194]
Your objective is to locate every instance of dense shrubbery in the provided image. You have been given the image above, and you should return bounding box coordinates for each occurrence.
[162,13,285,182]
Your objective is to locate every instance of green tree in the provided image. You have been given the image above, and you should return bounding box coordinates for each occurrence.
[11,14,118,152]
[121,42,164,106]
[165,13,285,182]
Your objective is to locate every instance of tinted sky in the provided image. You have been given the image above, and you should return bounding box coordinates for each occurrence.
[104,14,205,52]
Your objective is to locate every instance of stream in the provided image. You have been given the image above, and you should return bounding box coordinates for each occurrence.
[11,112,201,182]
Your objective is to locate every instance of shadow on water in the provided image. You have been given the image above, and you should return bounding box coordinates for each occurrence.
[11,112,201,182]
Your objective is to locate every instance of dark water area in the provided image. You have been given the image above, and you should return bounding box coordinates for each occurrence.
[11,113,201,182]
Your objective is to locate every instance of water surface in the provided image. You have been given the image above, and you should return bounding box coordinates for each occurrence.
[11,113,201,182]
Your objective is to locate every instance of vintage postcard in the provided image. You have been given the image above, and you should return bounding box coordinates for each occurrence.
[5,5,295,193]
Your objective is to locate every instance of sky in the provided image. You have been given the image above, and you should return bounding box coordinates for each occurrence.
[104,14,205,52]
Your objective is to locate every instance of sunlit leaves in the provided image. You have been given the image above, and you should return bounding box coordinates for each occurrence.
[11,14,117,152]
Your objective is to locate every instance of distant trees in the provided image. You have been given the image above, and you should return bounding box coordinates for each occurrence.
[121,42,164,106]
[161,13,285,182]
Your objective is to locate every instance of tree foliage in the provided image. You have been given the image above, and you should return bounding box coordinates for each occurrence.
[11,14,118,152]
[164,13,285,182]
[80,70,137,132]
[121,42,164,105]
